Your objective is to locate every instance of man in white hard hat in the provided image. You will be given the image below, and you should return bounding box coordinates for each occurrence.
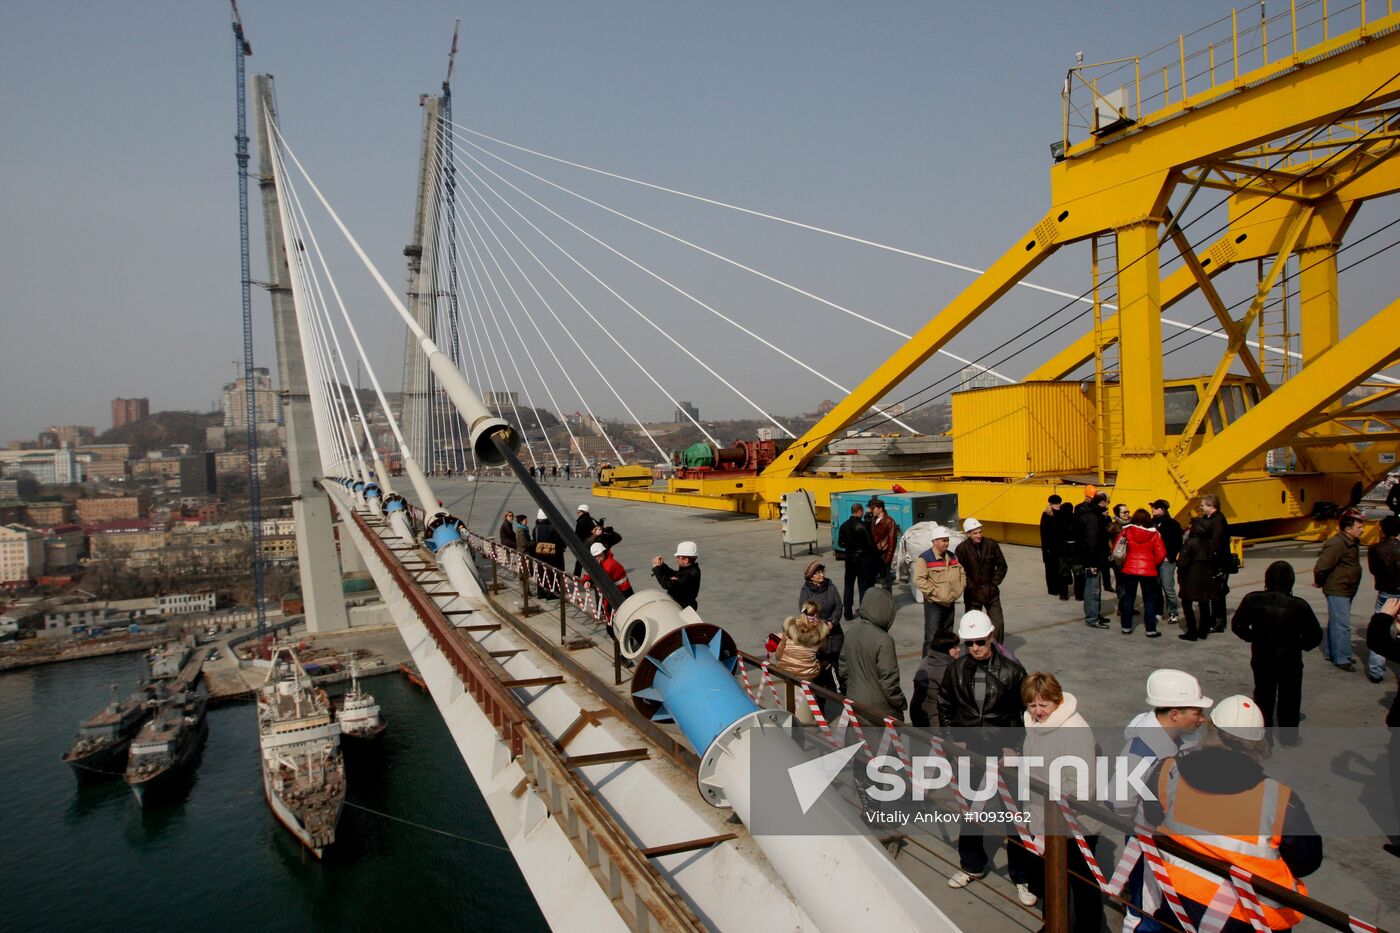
[580,540,633,616]
[1114,669,1213,933]
[1141,695,1322,933]
[913,525,965,655]
[938,610,1030,894]
[573,504,600,577]
[956,518,1008,641]
[652,541,701,609]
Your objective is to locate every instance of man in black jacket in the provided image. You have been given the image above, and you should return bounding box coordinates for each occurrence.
[1365,597,1400,858]
[1039,495,1068,599]
[652,541,701,609]
[572,504,599,576]
[1075,490,1111,628]
[532,509,566,599]
[1230,561,1323,728]
[1151,499,1184,625]
[837,503,874,620]
[1367,515,1400,683]
[1199,494,1231,632]
[956,518,1008,641]
[937,610,1029,891]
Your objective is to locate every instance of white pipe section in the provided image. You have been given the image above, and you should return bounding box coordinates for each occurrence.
[436,540,480,604]
[713,712,959,933]
[389,510,416,544]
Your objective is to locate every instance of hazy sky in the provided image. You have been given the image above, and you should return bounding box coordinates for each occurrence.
[2,1,1394,444]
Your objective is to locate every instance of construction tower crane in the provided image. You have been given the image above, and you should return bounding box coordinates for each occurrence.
[230,0,266,637]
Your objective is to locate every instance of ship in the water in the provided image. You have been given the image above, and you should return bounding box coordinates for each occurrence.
[398,661,427,692]
[146,639,194,681]
[257,646,344,857]
[124,690,208,806]
[334,657,386,741]
[63,683,156,782]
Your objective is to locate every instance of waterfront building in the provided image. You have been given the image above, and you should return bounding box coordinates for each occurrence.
[0,524,45,586]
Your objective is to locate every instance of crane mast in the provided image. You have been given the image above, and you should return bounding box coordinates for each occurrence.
[231,0,266,637]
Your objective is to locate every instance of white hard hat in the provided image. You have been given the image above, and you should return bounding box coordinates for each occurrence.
[589,542,607,557]
[958,610,994,640]
[577,504,590,513]
[675,540,698,558]
[930,525,950,540]
[1145,669,1214,709]
[1211,694,1265,741]
[963,517,982,533]
[536,509,547,521]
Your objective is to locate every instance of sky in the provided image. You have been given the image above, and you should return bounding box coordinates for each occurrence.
[1,1,1394,445]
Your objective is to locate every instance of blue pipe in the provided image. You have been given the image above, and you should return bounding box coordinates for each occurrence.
[363,483,382,500]
[634,630,760,754]
[425,516,464,554]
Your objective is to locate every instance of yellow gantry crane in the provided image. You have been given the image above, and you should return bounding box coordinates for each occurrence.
[599,6,1400,544]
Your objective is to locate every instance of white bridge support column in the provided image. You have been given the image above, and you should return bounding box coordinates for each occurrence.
[253,74,349,634]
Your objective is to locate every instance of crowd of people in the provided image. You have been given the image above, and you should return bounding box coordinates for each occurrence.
[489,487,1400,929]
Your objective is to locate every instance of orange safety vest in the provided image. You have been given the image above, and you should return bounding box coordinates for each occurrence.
[1155,758,1307,930]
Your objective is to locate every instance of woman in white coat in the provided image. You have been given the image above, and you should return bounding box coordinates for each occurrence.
[1021,673,1105,933]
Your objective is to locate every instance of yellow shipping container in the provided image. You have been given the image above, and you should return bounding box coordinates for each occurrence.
[952,381,1097,477]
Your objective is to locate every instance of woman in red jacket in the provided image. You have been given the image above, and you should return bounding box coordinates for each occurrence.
[1119,508,1167,637]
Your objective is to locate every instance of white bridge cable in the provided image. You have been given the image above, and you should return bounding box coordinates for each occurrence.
[267,124,421,486]
[265,121,344,475]
[445,119,1382,379]
[426,148,540,469]
[274,138,363,479]
[442,122,1010,390]
[451,166,677,462]
[431,153,554,469]
[446,147,797,441]
[449,155,757,446]
[284,164,383,482]
[286,179,367,479]
[420,176,449,472]
[432,154,588,470]
[434,133,507,428]
[448,180,625,467]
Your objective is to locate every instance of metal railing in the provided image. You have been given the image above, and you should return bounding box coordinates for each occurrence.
[348,505,703,932]
[1062,0,1399,151]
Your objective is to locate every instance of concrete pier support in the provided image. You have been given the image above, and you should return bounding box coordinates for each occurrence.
[253,74,349,634]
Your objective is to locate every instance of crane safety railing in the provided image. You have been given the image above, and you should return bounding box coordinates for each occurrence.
[1061,0,1400,153]
[346,502,704,932]
[735,647,1390,933]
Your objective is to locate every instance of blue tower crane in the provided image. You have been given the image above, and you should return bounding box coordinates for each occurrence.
[231,0,266,638]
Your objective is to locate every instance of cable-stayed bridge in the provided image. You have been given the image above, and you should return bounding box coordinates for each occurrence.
[245,6,1400,929]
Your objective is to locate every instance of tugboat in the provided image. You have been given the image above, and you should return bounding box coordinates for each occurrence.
[125,690,209,806]
[258,646,344,857]
[335,657,386,740]
[63,683,156,782]
[398,661,427,692]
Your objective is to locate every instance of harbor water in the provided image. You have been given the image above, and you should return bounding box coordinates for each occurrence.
[0,651,547,931]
